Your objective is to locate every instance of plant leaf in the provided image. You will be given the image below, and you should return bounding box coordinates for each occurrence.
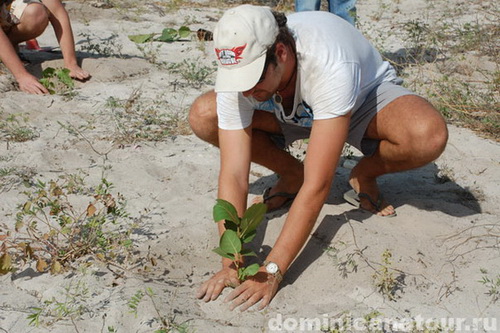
[56,68,74,88]
[25,244,34,259]
[242,230,256,244]
[86,203,96,217]
[42,67,56,77]
[23,201,32,213]
[241,263,260,279]
[213,199,239,224]
[158,28,177,42]
[240,248,257,257]
[50,260,62,275]
[219,230,241,254]
[178,26,191,39]
[224,220,238,232]
[128,33,155,43]
[36,258,48,272]
[0,252,12,275]
[15,218,24,232]
[240,203,266,237]
[212,247,235,260]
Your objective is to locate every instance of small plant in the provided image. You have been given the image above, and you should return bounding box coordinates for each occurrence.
[128,26,191,44]
[39,67,74,95]
[127,287,192,332]
[0,112,38,142]
[26,280,90,327]
[372,249,403,301]
[78,32,123,57]
[128,289,145,317]
[102,90,191,144]
[479,268,500,303]
[166,59,216,88]
[212,199,267,282]
[0,176,134,276]
[135,42,166,67]
[325,241,361,278]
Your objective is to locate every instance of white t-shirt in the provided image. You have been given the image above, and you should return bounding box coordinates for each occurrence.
[217,11,398,130]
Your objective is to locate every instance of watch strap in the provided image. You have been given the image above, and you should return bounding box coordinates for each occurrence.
[263,260,283,283]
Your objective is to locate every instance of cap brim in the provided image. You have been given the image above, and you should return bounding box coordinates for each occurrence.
[214,53,266,93]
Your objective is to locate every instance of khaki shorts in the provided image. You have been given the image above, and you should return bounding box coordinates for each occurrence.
[276,79,417,156]
[1,0,43,32]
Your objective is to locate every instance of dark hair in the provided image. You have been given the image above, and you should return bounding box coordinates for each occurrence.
[264,11,296,67]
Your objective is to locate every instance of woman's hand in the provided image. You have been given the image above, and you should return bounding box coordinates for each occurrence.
[196,265,240,302]
[16,72,49,95]
[224,268,280,312]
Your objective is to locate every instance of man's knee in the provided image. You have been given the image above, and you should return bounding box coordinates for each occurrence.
[188,91,218,144]
[410,107,448,162]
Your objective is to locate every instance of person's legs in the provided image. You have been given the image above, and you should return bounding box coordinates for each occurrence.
[7,1,48,44]
[295,0,321,12]
[349,94,448,215]
[189,91,304,209]
[328,0,356,26]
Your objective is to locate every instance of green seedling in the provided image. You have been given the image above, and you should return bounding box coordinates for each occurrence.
[127,287,193,332]
[479,269,500,303]
[372,249,403,301]
[128,26,191,43]
[26,280,90,327]
[0,112,38,142]
[212,199,267,282]
[39,67,74,95]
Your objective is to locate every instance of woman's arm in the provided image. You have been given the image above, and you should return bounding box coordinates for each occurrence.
[42,0,89,80]
[0,28,48,94]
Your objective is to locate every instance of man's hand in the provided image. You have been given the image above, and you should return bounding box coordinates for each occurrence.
[196,266,240,302]
[224,269,280,312]
[16,73,49,95]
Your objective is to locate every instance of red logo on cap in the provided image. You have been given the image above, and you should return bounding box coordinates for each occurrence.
[215,44,246,66]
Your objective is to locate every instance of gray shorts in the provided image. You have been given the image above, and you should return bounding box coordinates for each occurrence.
[276,80,417,156]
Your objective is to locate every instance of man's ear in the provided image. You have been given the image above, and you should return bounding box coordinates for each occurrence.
[275,42,288,62]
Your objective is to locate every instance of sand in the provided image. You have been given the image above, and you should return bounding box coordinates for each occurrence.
[0,0,499,332]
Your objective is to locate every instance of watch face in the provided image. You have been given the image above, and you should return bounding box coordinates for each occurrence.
[266,262,279,274]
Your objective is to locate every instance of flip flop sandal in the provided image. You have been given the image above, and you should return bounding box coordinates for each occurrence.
[262,187,297,213]
[343,189,397,217]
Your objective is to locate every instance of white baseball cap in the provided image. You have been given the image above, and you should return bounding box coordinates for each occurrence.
[213,5,279,92]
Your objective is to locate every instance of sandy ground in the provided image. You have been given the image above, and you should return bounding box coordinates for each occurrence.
[1,0,499,332]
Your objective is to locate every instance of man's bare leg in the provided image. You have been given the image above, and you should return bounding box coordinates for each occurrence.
[349,95,448,216]
[189,91,303,210]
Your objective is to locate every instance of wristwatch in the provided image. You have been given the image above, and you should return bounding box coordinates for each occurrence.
[263,260,283,283]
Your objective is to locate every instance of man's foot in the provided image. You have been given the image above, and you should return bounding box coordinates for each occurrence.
[343,189,396,217]
[347,175,396,217]
[259,187,297,212]
[253,176,302,212]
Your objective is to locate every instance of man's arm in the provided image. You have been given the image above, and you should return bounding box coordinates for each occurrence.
[0,29,48,94]
[225,114,350,311]
[42,0,89,80]
[196,125,253,301]
[266,114,350,273]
